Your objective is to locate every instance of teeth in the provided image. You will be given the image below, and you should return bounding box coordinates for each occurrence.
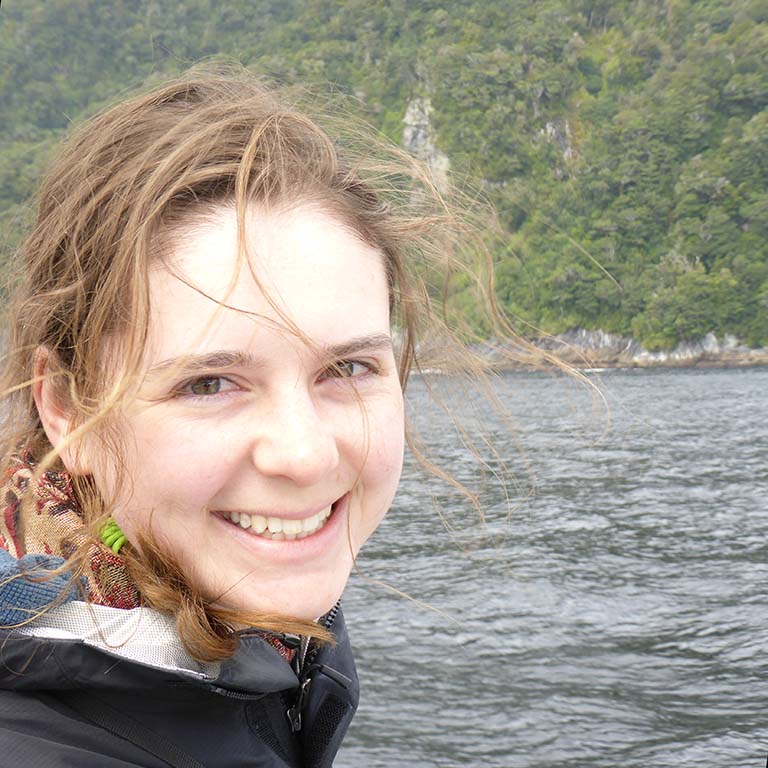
[267,517,283,533]
[251,515,267,533]
[226,503,334,541]
[282,519,302,535]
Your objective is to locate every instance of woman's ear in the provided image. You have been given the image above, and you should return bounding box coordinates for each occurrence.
[32,347,91,475]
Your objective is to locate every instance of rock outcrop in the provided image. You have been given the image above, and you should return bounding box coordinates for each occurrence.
[474,329,768,370]
[402,96,450,192]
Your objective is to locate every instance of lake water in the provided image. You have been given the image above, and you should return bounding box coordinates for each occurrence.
[336,366,768,768]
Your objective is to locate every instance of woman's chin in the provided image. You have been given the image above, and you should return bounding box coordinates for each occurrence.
[211,574,349,626]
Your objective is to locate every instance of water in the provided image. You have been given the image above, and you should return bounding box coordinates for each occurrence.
[336,366,768,768]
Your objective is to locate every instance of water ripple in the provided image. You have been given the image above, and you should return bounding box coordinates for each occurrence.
[337,367,768,767]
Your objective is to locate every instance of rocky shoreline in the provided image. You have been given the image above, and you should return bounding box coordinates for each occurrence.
[474,329,768,371]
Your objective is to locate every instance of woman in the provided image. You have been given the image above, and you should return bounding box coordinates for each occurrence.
[0,70,532,767]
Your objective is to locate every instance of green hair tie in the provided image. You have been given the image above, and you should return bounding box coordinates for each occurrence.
[101,518,127,554]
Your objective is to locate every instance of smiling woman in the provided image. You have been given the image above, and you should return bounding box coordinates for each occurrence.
[96,202,405,624]
[0,67,547,767]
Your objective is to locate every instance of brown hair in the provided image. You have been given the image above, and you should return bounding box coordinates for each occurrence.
[0,65,559,661]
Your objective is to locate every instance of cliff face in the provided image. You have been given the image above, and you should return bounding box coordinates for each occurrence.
[537,118,577,179]
[402,97,451,192]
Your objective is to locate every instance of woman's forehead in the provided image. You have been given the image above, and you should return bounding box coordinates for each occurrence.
[145,203,391,361]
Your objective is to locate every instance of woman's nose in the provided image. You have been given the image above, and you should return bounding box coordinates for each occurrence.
[251,395,340,486]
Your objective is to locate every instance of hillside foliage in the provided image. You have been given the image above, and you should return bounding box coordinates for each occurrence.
[1,0,766,348]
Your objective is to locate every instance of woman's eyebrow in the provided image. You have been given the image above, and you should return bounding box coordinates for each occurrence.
[321,333,393,359]
[145,335,392,378]
[146,351,257,378]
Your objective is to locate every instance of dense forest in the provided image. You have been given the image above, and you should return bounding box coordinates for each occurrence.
[1,0,766,349]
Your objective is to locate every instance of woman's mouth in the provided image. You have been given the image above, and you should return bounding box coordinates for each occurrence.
[223,501,337,541]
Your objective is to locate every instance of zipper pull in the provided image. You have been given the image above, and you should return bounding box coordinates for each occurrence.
[287,676,311,733]
[315,664,352,689]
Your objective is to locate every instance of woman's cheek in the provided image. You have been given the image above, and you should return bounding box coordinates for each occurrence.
[363,396,405,491]
[113,417,237,520]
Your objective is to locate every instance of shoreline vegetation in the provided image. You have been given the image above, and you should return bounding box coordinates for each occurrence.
[474,329,768,371]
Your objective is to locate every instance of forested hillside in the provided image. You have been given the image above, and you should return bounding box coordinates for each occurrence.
[1,0,766,349]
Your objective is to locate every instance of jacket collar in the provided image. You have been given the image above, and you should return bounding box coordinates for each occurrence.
[0,547,356,701]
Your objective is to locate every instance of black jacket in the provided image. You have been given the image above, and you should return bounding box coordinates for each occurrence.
[0,553,359,768]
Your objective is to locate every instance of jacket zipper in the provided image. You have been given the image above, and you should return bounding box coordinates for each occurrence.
[285,601,341,733]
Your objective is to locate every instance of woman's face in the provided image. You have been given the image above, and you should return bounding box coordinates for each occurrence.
[100,202,404,620]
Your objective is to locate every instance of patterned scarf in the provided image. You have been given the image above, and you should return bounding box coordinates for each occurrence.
[0,453,140,609]
[0,453,295,662]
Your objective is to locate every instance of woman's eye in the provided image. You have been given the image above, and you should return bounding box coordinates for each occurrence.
[325,360,372,379]
[179,376,232,397]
